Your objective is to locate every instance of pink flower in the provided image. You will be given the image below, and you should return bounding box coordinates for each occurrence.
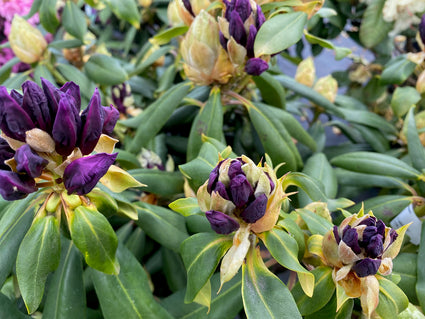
[0,0,39,36]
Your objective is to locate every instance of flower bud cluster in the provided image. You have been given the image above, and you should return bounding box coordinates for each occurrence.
[0,78,119,200]
[197,155,284,234]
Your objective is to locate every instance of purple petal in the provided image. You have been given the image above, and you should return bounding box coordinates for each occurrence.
[214,181,229,200]
[420,14,425,46]
[228,160,243,179]
[0,170,37,201]
[360,226,378,247]
[342,226,361,254]
[101,105,119,135]
[63,152,118,195]
[333,225,341,244]
[224,0,235,20]
[246,25,257,58]
[229,11,247,46]
[240,193,267,223]
[265,172,275,193]
[15,144,47,178]
[10,89,23,105]
[359,216,376,227]
[234,0,251,22]
[0,86,35,141]
[205,210,240,234]
[229,174,253,207]
[41,78,61,116]
[182,0,194,16]
[245,58,269,76]
[256,4,265,28]
[376,219,385,236]
[52,93,81,156]
[0,137,14,170]
[389,229,398,245]
[60,81,81,111]
[365,234,383,258]
[79,88,103,155]
[111,84,127,114]
[352,258,381,277]
[207,160,223,194]
[219,31,228,51]
[21,81,52,131]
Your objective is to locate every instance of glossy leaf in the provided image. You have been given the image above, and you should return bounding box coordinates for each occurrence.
[16,215,61,314]
[162,248,187,292]
[254,12,307,56]
[68,206,119,275]
[392,253,418,304]
[405,107,425,171]
[304,31,351,60]
[376,277,409,319]
[335,168,405,189]
[151,26,189,46]
[89,245,173,319]
[391,88,421,118]
[85,54,128,86]
[43,238,86,319]
[129,169,184,196]
[39,0,59,33]
[359,0,392,48]
[253,72,286,109]
[169,197,203,217]
[62,1,87,40]
[259,228,314,297]
[0,293,30,319]
[296,208,333,236]
[242,246,301,319]
[136,202,189,252]
[180,232,232,303]
[381,56,416,85]
[278,218,306,259]
[338,108,397,135]
[102,0,141,28]
[417,222,425,312]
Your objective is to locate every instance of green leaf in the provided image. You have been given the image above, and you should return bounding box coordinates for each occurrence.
[253,72,286,109]
[304,31,351,60]
[335,168,405,189]
[125,83,192,153]
[151,26,189,45]
[48,39,84,49]
[260,228,314,297]
[405,107,425,171]
[242,246,301,319]
[353,124,389,153]
[162,248,187,292]
[392,253,418,305]
[417,222,425,312]
[33,64,56,87]
[391,87,421,118]
[16,215,61,313]
[169,197,202,217]
[68,206,119,275]
[102,0,141,28]
[381,56,416,85]
[278,218,305,259]
[62,1,87,40]
[0,293,31,319]
[0,57,20,84]
[187,88,225,161]
[291,266,335,315]
[130,45,173,77]
[180,232,232,303]
[0,192,43,286]
[338,108,397,135]
[254,12,307,56]
[330,152,421,180]
[296,208,333,236]
[376,277,409,319]
[281,172,326,203]
[43,238,86,319]
[129,169,184,196]
[359,0,392,48]
[85,54,128,86]
[136,202,189,252]
[89,245,173,319]
[40,0,59,33]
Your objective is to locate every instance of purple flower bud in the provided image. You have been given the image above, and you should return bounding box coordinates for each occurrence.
[214,181,230,200]
[352,258,381,277]
[245,58,269,76]
[60,81,81,111]
[229,174,253,207]
[21,81,52,131]
[10,89,23,105]
[256,4,265,28]
[360,226,378,247]
[246,25,257,58]
[15,144,47,178]
[0,86,35,141]
[182,0,194,16]
[52,92,81,156]
[420,14,425,46]
[205,210,240,234]
[365,234,383,258]
[207,160,223,193]
[265,172,275,193]
[224,0,235,20]
[229,11,247,46]
[234,0,251,22]
[79,88,103,155]
[101,105,119,135]
[359,216,376,227]
[376,219,385,236]
[240,193,267,223]
[219,31,228,51]
[111,84,129,114]
[41,78,61,116]
[0,170,37,201]
[0,137,14,171]
[63,152,118,195]
[228,160,243,179]
[333,225,341,244]
[342,226,361,254]
[389,229,398,244]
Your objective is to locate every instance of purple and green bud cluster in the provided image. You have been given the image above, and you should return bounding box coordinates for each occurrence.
[0,78,119,200]
[219,0,268,75]
[420,14,425,46]
[197,156,284,235]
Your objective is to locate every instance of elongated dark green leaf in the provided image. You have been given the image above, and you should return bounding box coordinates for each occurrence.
[297,208,333,236]
[291,266,334,315]
[62,1,87,40]
[102,0,140,28]
[282,172,327,203]
[89,245,173,319]
[338,108,396,135]
[69,206,119,275]
[43,238,86,319]
[161,272,242,319]
[180,232,232,303]
[0,57,19,84]
[0,192,43,286]
[16,215,61,314]
[353,124,389,153]
[40,0,59,33]
[129,169,184,196]
[162,248,187,292]
[253,72,286,109]
[85,54,128,86]
[359,0,392,48]
[48,39,84,49]
[242,247,301,319]
[335,168,405,189]
[330,152,421,179]
[130,46,173,77]
[278,218,305,259]
[136,202,188,252]
[392,253,418,305]
[381,56,416,85]
[125,83,191,153]
[254,12,307,56]
[187,88,224,161]
[376,277,409,319]
[33,64,55,87]
[304,31,351,60]
[391,87,421,118]
[405,107,425,171]
[0,293,30,319]
[417,222,425,312]
[151,26,189,45]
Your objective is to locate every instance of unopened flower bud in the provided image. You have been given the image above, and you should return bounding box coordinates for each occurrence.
[9,15,47,64]
[15,144,48,178]
[205,210,240,234]
[295,57,315,87]
[419,14,425,48]
[314,75,338,103]
[0,170,37,200]
[417,69,425,94]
